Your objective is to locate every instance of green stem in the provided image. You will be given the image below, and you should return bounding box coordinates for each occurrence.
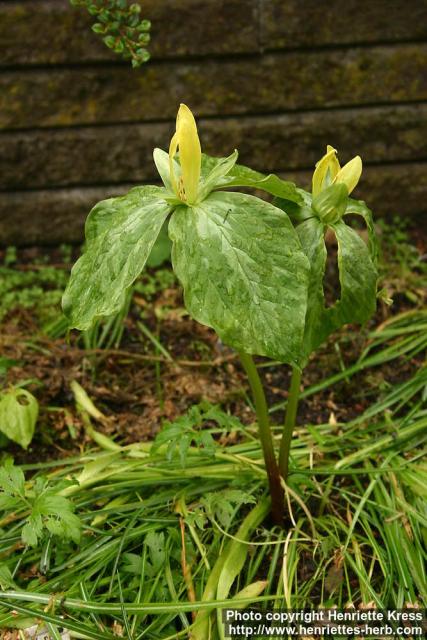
[279,366,302,481]
[239,352,284,524]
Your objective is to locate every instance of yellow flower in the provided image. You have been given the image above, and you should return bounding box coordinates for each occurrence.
[169,104,201,205]
[312,145,362,197]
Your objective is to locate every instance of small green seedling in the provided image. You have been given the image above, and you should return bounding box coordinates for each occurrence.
[63,106,379,523]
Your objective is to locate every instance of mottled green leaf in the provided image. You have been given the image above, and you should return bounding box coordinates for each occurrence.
[0,388,38,449]
[63,187,171,330]
[345,197,379,264]
[199,150,238,200]
[155,150,301,204]
[298,219,378,361]
[200,153,302,203]
[155,148,238,201]
[200,152,228,178]
[85,185,165,245]
[296,217,328,360]
[146,220,172,267]
[86,186,171,268]
[169,191,310,367]
[298,215,379,361]
[274,187,313,224]
[225,163,302,203]
[324,221,378,332]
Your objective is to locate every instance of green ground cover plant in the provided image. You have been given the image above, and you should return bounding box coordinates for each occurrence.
[0,262,68,324]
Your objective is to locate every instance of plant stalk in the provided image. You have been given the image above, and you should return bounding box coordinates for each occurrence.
[239,352,284,524]
[279,366,302,481]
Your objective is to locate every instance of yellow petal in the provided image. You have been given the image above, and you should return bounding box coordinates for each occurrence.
[333,155,362,195]
[169,103,201,204]
[312,146,340,196]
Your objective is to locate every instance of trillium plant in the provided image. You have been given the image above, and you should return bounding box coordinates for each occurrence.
[63,104,379,524]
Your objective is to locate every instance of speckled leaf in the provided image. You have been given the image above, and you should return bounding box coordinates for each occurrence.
[298,218,378,361]
[146,220,172,267]
[324,220,378,333]
[296,217,328,361]
[274,187,314,224]
[85,185,166,245]
[226,164,303,203]
[200,153,302,203]
[63,188,171,330]
[154,150,302,203]
[199,150,238,200]
[169,191,310,367]
[345,197,379,264]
